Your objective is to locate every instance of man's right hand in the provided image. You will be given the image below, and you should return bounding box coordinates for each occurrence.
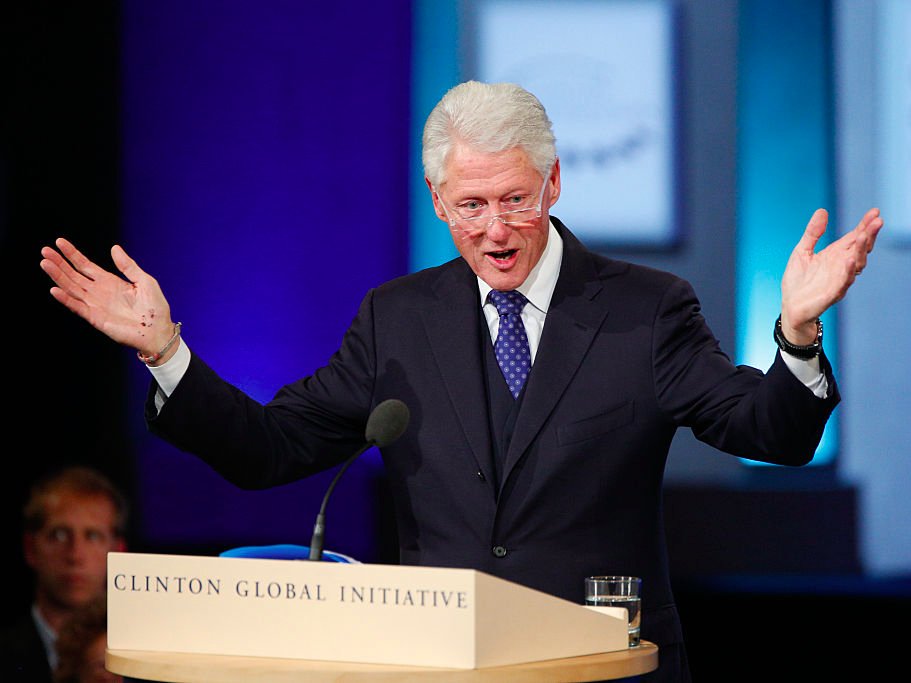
[40,238,178,364]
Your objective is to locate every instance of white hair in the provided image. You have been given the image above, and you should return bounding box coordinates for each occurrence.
[421,81,557,187]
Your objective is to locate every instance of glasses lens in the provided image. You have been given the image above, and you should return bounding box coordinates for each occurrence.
[498,208,539,224]
[445,168,550,235]
[450,208,540,237]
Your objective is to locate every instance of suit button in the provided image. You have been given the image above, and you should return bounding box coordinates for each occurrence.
[477,470,485,481]
[492,545,507,558]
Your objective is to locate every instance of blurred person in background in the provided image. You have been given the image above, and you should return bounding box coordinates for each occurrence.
[0,465,128,683]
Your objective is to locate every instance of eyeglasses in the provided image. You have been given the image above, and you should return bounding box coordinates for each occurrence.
[434,166,552,238]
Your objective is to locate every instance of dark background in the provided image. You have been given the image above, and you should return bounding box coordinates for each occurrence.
[2,3,906,680]
[1,4,134,544]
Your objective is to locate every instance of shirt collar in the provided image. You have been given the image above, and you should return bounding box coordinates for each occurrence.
[31,603,58,669]
[477,220,563,314]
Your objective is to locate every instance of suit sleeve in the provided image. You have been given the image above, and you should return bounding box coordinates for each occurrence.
[652,277,840,465]
[144,290,380,489]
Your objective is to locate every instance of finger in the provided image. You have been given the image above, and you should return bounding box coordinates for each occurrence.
[795,208,829,254]
[110,244,148,284]
[848,209,884,273]
[844,253,860,285]
[859,207,880,228]
[48,284,91,320]
[55,237,106,281]
[861,212,884,253]
[40,254,91,302]
[852,242,867,275]
[854,208,880,236]
[40,244,85,282]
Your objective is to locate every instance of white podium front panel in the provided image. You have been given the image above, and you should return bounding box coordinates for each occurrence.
[107,552,628,669]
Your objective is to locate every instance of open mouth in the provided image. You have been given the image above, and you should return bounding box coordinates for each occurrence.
[488,249,517,261]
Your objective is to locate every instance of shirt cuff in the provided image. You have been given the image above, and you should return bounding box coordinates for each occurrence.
[780,351,828,399]
[147,338,191,410]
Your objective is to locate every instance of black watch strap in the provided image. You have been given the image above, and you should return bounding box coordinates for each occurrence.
[773,315,823,359]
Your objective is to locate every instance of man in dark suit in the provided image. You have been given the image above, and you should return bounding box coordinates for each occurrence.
[39,81,882,682]
[0,466,128,683]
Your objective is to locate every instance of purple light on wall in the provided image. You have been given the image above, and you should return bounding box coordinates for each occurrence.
[121,1,412,560]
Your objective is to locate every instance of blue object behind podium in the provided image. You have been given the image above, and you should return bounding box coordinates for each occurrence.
[219,544,360,563]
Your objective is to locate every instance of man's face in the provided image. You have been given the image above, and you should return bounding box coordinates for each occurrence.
[24,492,124,612]
[429,144,561,291]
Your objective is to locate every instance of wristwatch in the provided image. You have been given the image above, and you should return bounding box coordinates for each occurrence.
[773,315,823,359]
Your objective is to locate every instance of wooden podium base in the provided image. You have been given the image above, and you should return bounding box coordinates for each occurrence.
[107,642,658,682]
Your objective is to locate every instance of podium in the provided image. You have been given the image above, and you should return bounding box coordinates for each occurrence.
[106,552,657,680]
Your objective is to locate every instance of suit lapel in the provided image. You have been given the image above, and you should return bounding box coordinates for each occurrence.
[501,224,610,484]
[421,261,496,484]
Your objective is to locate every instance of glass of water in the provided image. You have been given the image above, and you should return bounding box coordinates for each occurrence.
[584,575,642,647]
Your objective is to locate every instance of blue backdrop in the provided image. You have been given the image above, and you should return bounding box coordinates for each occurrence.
[114,0,911,579]
[121,0,412,560]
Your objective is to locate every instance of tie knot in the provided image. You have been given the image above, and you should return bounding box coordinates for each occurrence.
[488,289,528,316]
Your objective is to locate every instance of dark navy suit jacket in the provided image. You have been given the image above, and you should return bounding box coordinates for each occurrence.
[147,219,838,681]
[0,612,53,683]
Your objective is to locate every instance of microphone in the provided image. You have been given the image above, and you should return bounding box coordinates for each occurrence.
[308,399,410,561]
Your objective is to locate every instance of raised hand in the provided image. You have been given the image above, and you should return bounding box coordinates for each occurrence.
[780,207,883,344]
[39,238,178,362]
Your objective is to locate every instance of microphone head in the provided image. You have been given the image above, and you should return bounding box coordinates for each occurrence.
[365,399,410,448]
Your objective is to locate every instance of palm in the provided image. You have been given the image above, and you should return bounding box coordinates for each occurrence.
[782,229,850,322]
[781,208,882,330]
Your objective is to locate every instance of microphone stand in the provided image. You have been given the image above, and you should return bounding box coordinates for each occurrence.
[308,442,372,561]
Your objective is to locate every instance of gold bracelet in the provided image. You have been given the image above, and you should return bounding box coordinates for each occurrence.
[137,322,182,365]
